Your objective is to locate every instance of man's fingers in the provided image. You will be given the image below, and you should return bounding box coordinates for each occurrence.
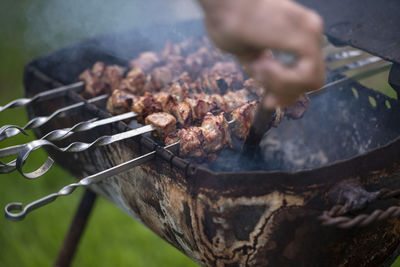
[246,53,324,106]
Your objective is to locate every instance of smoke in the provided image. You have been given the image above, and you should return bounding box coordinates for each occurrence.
[23,0,202,52]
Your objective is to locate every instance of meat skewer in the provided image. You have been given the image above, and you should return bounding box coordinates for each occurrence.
[13,101,258,178]
[0,94,108,142]
[5,141,181,221]
[0,111,139,167]
[4,59,389,177]
[0,48,379,115]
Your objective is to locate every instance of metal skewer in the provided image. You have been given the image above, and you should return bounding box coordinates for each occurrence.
[329,56,381,74]
[0,55,381,143]
[0,82,84,113]
[15,124,156,179]
[3,58,392,178]
[0,52,379,145]
[2,54,392,221]
[309,61,392,96]
[4,141,180,221]
[0,94,108,141]
[325,50,363,62]
[0,111,137,161]
[13,118,237,179]
[0,48,366,115]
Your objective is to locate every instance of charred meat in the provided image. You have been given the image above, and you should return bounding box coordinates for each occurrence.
[166,127,206,158]
[131,92,163,122]
[145,112,176,139]
[106,89,137,115]
[201,112,232,153]
[78,37,311,161]
[120,67,146,95]
[79,61,124,97]
[230,100,259,139]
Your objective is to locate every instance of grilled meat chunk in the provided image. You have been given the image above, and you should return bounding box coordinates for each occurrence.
[79,69,101,97]
[154,92,176,113]
[243,78,264,97]
[120,67,146,95]
[168,80,190,102]
[145,112,176,139]
[131,92,162,122]
[210,94,229,113]
[171,101,193,127]
[210,62,244,90]
[193,62,244,94]
[165,112,232,159]
[231,100,259,139]
[103,65,125,92]
[184,46,217,75]
[129,52,159,71]
[223,89,250,112]
[144,66,173,91]
[106,89,137,115]
[164,129,181,145]
[79,62,124,97]
[185,97,216,121]
[166,127,206,158]
[164,56,185,76]
[201,112,232,153]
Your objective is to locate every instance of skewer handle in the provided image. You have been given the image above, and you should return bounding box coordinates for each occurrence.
[0,82,84,113]
[4,142,179,221]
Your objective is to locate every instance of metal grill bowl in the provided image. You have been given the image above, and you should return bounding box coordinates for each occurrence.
[22,20,400,266]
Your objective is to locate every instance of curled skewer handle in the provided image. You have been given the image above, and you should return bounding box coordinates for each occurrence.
[0,125,28,142]
[16,140,56,179]
[15,125,155,179]
[0,112,138,175]
[0,94,108,141]
[5,143,179,221]
[0,82,84,113]
[5,193,59,221]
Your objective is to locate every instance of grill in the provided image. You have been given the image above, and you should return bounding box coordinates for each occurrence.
[2,3,400,266]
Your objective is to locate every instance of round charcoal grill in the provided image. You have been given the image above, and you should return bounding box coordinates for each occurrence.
[3,3,400,266]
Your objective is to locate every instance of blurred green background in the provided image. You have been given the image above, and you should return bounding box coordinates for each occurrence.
[0,0,199,266]
[1,1,400,267]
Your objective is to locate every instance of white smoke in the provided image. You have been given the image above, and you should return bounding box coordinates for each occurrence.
[24,0,201,52]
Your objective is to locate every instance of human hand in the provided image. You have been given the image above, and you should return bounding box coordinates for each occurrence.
[199,0,325,107]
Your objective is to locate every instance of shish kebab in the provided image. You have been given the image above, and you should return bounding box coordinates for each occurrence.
[0,54,384,142]
[0,37,390,175]
[0,59,390,170]
[3,59,392,222]
[4,60,391,179]
[0,48,364,113]
[0,46,382,142]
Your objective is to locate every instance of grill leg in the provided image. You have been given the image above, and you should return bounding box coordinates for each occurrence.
[54,189,97,267]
